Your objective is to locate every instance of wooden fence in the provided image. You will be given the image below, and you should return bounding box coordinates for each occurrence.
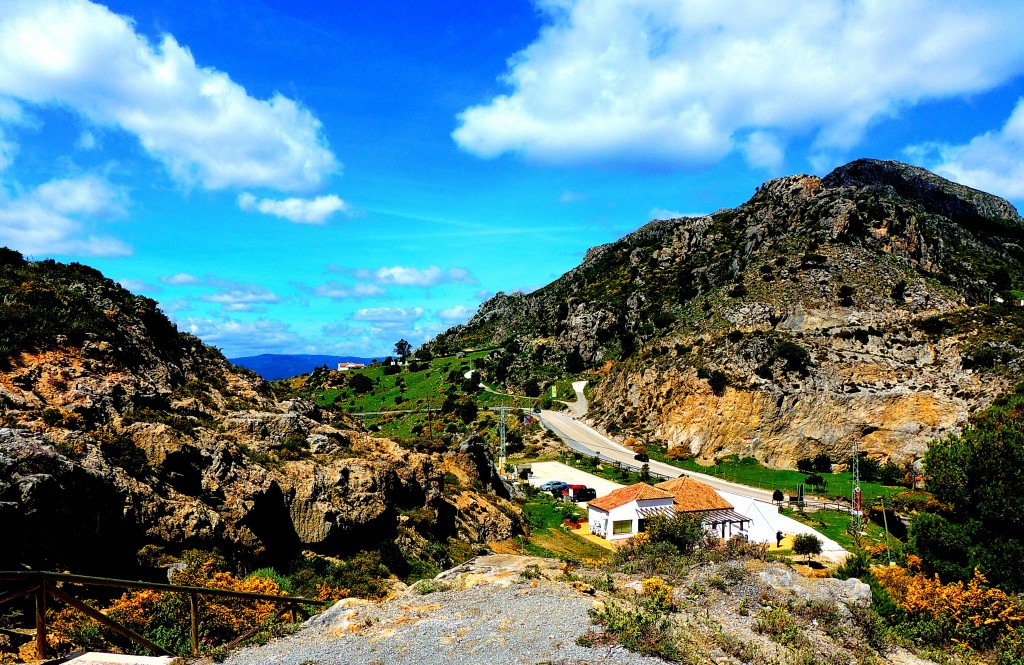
[0,570,331,659]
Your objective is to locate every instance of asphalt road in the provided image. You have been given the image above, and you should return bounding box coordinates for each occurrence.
[539,409,776,503]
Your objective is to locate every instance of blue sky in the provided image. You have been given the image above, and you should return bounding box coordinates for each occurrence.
[3,1,1024,358]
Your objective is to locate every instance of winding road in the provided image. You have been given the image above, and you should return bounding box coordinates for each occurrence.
[538,408,776,503]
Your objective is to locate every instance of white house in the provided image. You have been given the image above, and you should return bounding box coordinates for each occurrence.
[337,362,366,371]
[588,478,751,542]
[587,483,675,541]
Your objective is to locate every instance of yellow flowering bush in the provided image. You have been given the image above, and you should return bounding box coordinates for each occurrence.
[641,577,675,611]
[875,566,1024,648]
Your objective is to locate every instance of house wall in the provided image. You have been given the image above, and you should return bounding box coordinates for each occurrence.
[589,498,673,541]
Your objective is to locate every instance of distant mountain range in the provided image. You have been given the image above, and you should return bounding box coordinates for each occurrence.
[229,354,378,380]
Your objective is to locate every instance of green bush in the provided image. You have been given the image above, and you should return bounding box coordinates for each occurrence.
[646,513,705,554]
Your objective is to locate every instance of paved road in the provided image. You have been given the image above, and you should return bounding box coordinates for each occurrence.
[539,410,775,503]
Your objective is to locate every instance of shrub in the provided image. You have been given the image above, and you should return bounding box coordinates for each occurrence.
[755,606,800,645]
[586,598,684,660]
[875,566,1024,648]
[645,513,705,554]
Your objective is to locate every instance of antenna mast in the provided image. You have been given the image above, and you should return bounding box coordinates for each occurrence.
[850,439,862,546]
[497,401,508,475]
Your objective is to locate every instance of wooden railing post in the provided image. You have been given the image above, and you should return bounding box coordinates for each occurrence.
[190,592,199,655]
[35,577,46,660]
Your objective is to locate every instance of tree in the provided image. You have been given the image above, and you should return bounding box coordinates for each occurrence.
[796,457,815,473]
[646,513,705,554]
[804,473,826,492]
[910,392,1024,590]
[394,339,412,363]
[812,453,833,473]
[772,489,784,504]
[348,373,373,394]
[792,533,822,564]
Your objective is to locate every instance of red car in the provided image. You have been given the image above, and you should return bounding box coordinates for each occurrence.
[561,484,597,502]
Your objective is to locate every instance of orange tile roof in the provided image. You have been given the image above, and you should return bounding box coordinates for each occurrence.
[655,476,733,512]
[587,483,674,512]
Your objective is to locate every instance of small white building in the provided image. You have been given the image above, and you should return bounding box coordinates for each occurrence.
[337,362,366,371]
[587,484,674,541]
[588,477,751,542]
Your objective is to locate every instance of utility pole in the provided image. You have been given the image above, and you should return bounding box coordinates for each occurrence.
[496,402,508,475]
[849,439,862,546]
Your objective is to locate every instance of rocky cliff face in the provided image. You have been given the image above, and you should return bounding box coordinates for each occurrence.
[428,160,1024,467]
[0,251,521,574]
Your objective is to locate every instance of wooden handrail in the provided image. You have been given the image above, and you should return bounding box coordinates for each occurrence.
[0,570,331,659]
[0,571,330,605]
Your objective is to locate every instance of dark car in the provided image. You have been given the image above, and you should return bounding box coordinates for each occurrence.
[562,484,597,502]
[634,452,650,462]
[532,406,541,413]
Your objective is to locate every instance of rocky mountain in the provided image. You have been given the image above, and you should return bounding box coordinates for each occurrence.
[0,249,521,575]
[427,159,1024,468]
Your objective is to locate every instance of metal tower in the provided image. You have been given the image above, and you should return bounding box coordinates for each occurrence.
[496,402,508,475]
[849,439,863,546]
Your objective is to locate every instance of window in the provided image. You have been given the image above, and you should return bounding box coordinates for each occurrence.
[612,519,633,535]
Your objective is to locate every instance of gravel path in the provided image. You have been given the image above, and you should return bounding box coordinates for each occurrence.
[223,557,664,665]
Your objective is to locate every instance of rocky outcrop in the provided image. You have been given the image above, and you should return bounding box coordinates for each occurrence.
[0,252,523,574]
[427,160,1024,468]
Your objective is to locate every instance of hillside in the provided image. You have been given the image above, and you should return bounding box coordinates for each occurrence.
[0,249,521,576]
[224,553,928,665]
[425,159,1024,468]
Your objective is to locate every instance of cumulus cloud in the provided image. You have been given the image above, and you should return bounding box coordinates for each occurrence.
[238,192,349,224]
[0,174,130,256]
[178,316,304,356]
[200,283,280,309]
[357,265,477,287]
[160,272,201,286]
[0,0,338,192]
[906,98,1024,200]
[117,278,160,294]
[453,0,1024,169]
[437,305,476,321]
[310,280,386,300]
[353,307,425,324]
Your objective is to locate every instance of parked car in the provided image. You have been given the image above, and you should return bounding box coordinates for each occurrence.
[532,406,542,413]
[539,480,569,492]
[562,484,597,502]
[634,452,650,462]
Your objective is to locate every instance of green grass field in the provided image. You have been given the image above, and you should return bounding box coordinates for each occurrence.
[782,507,905,560]
[648,452,904,506]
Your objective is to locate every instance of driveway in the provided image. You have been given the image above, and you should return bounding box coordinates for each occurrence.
[525,461,624,501]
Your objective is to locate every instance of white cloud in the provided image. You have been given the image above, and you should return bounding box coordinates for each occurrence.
[117,277,160,293]
[353,306,425,324]
[34,174,127,217]
[311,280,386,300]
[0,0,338,192]
[201,284,280,307]
[179,316,304,356]
[160,272,200,285]
[238,192,348,224]
[0,174,130,256]
[437,305,476,321]
[905,98,1024,200]
[454,0,1024,169]
[358,265,477,287]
